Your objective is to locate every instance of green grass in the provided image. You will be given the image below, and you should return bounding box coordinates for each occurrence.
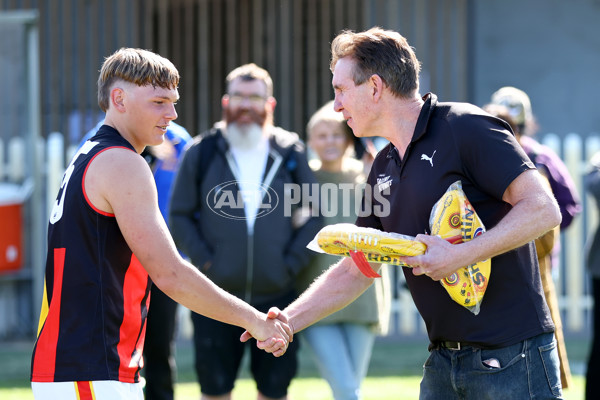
[171,376,424,399]
[1,337,589,399]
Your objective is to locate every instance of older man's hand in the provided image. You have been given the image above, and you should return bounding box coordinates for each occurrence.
[240,307,294,357]
[239,307,294,357]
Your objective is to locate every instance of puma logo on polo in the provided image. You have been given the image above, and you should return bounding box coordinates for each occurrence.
[421,150,437,167]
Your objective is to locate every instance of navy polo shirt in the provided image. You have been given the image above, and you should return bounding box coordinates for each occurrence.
[357,93,554,348]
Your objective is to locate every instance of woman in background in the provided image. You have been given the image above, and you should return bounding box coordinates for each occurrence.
[296,101,391,400]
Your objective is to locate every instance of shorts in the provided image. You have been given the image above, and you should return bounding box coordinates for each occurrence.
[31,380,144,400]
[191,291,299,398]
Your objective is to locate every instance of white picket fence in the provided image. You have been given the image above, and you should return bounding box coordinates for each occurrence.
[0,132,598,339]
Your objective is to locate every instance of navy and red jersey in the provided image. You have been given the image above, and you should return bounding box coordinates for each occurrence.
[31,125,152,383]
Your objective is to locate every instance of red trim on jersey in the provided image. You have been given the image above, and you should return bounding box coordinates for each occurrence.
[82,146,134,217]
[117,254,149,382]
[75,381,95,400]
[31,248,66,381]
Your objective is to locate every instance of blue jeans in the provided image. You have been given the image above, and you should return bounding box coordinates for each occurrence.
[420,332,562,400]
[301,323,375,400]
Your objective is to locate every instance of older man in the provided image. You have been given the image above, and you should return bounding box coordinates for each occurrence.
[169,63,321,400]
[255,28,563,400]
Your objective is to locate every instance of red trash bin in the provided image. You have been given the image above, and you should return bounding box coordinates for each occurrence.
[0,183,24,273]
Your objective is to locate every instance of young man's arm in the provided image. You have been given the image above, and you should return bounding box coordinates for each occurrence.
[86,148,290,352]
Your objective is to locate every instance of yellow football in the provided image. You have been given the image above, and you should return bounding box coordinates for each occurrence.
[430,181,490,313]
[311,181,490,314]
[316,223,426,264]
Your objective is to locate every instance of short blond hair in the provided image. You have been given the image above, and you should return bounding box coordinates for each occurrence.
[97,48,179,112]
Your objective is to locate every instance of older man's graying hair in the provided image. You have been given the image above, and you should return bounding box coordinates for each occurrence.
[330,27,421,99]
[225,63,274,97]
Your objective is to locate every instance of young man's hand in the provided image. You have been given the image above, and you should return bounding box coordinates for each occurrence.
[240,307,294,357]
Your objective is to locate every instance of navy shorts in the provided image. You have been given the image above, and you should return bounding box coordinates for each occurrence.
[191,291,299,397]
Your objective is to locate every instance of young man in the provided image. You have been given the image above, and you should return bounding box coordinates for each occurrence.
[30,48,290,400]
[252,28,563,399]
[79,119,192,400]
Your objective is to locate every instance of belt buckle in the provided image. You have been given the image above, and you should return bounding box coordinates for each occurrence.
[446,341,461,350]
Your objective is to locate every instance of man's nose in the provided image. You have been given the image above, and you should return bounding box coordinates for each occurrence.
[166,103,178,120]
[333,98,343,112]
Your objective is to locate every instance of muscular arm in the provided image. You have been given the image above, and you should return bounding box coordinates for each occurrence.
[246,256,377,350]
[284,257,376,333]
[85,148,290,346]
[407,169,561,281]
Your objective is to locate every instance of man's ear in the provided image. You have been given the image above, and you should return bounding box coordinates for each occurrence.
[111,87,127,112]
[369,74,385,102]
[266,96,277,112]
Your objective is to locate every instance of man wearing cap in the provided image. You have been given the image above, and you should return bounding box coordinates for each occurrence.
[489,86,581,388]
[490,86,581,230]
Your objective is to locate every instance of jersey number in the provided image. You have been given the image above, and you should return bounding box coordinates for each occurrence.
[49,140,99,224]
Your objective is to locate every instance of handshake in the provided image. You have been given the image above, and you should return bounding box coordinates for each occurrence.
[240,307,292,357]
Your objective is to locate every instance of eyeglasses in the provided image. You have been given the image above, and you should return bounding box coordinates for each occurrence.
[227,94,267,107]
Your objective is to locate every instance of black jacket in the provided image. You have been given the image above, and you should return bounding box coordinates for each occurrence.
[169,126,322,305]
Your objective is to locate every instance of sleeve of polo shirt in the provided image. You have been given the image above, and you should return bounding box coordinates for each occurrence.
[454,112,535,200]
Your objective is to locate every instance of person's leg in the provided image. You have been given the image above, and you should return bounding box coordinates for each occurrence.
[191,312,245,400]
[252,292,299,400]
[202,393,231,400]
[342,323,376,384]
[419,347,460,400]
[458,332,562,399]
[301,324,362,400]
[539,255,572,388]
[251,337,299,400]
[586,278,600,400]
[143,285,179,400]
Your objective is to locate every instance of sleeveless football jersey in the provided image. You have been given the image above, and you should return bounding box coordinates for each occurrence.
[31,125,152,383]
